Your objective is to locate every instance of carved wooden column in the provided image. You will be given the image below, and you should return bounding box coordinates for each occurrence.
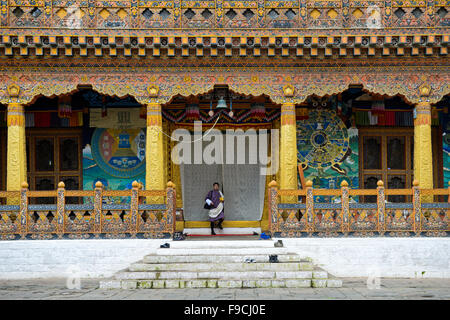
[377,180,385,235]
[305,180,314,235]
[340,180,349,234]
[56,181,65,236]
[412,180,421,235]
[6,85,27,205]
[267,180,278,235]
[166,181,177,236]
[413,85,433,202]
[279,85,297,203]
[93,181,103,235]
[130,181,140,236]
[146,86,165,203]
[19,182,29,238]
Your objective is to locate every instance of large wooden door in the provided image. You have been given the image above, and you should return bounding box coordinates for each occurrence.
[27,128,82,204]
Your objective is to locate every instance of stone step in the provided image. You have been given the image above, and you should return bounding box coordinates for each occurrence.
[98,243,343,290]
[100,278,343,289]
[167,240,277,249]
[143,254,308,264]
[114,270,326,280]
[153,247,295,256]
[129,262,314,272]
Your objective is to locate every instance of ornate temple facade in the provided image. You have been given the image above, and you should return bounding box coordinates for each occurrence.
[0,0,449,239]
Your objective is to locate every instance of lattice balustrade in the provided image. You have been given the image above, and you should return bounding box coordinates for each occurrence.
[0,181,175,240]
[269,180,450,237]
[0,207,20,239]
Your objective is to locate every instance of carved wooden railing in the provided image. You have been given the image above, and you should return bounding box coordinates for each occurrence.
[0,181,176,240]
[269,180,450,238]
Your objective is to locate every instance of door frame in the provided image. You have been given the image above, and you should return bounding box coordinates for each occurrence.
[358,126,443,196]
[26,128,83,192]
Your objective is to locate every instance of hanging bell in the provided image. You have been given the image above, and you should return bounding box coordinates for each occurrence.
[216,98,228,110]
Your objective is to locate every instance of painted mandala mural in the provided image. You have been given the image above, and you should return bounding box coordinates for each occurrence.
[297,109,359,197]
[83,128,146,202]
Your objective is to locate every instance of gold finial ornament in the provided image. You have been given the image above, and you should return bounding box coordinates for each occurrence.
[419,84,431,97]
[167,181,175,188]
[340,180,348,187]
[268,180,278,187]
[58,182,65,188]
[147,85,159,97]
[305,180,313,187]
[7,84,20,97]
[21,182,28,189]
[377,180,384,187]
[413,180,419,186]
[132,181,140,188]
[283,84,294,97]
[95,181,103,188]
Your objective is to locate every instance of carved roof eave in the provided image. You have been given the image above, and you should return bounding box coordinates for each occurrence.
[1,65,449,106]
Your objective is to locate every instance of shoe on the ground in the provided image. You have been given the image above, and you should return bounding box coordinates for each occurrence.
[269,255,279,263]
[274,240,283,247]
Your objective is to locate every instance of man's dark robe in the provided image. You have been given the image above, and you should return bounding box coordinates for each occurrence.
[205,190,224,222]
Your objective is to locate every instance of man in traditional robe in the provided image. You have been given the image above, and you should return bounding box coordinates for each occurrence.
[205,182,224,235]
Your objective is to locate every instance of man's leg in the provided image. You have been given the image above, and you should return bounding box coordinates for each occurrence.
[217,218,223,230]
[210,221,216,235]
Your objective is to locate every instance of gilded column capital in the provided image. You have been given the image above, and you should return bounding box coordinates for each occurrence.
[414,101,431,126]
[7,102,25,127]
[281,102,296,126]
[147,102,162,127]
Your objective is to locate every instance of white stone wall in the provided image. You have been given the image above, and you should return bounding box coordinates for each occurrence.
[0,238,449,279]
[0,239,168,279]
[279,238,450,278]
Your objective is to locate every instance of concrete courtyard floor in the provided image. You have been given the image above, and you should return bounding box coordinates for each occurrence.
[0,278,449,300]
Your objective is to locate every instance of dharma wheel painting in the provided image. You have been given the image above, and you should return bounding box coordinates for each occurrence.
[297,109,359,191]
[83,128,146,197]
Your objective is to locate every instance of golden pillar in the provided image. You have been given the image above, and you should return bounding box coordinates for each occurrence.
[280,86,297,203]
[413,84,434,202]
[6,99,27,203]
[146,102,165,203]
[413,100,433,200]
